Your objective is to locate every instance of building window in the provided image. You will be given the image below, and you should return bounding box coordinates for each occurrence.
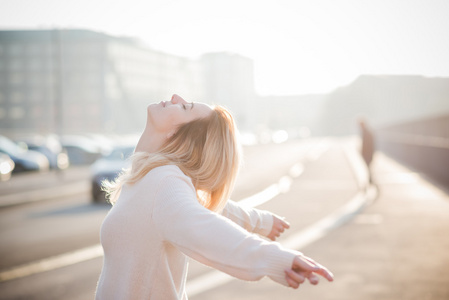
[9,73,24,85]
[32,105,43,118]
[9,59,23,70]
[28,58,42,70]
[27,44,42,55]
[8,44,25,56]
[28,90,43,103]
[29,75,42,86]
[9,107,25,119]
[10,92,24,103]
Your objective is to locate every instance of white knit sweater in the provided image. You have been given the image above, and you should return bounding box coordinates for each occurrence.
[95,165,299,299]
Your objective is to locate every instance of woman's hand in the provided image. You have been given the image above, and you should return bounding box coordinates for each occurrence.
[285,255,334,289]
[267,215,290,241]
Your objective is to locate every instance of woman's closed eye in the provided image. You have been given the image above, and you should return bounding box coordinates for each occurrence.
[182,104,187,110]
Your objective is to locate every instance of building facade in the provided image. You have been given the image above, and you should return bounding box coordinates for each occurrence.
[0,29,256,136]
[200,52,256,130]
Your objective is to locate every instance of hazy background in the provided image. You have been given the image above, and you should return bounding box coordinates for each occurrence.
[0,2,449,299]
[0,0,448,148]
[1,0,448,95]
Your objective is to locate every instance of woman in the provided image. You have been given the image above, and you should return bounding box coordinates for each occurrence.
[95,94,333,299]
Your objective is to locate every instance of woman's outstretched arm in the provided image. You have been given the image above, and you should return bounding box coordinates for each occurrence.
[153,174,333,288]
[221,200,290,240]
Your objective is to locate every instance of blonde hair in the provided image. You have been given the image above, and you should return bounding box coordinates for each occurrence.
[103,105,241,212]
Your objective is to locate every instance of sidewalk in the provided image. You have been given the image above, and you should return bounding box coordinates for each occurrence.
[296,152,449,300]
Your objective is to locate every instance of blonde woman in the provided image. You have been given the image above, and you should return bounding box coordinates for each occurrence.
[95,94,333,299]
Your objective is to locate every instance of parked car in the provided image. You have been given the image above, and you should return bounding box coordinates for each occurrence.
[0,153,15,181]
[0,135,50,172]
[15,135,69,170]
[60,135,105,165]
[90,144,134,203]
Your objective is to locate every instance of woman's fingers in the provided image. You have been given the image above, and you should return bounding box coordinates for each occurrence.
[285,255,333,290]
[285,275,300,289]
[314,264,334,282]
[284,269,306,289]
[280,218,290,229]
[292,256,334,282]
[307,272,320,285]
[268,215,290,241]
[292,256,319,272]
[302,257,334,281]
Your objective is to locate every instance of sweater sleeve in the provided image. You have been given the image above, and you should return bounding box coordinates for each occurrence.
[220,200,273,237]
[152,175,298,286]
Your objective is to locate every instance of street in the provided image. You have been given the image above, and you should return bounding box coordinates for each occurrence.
[0,137,448,299]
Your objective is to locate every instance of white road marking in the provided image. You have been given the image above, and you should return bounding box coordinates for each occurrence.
[353,214,384,225]
[289,163,304,178]
[0,244,103,282]
[238,184,280,208]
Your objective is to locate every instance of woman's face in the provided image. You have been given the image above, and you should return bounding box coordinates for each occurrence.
[147,94,212,136]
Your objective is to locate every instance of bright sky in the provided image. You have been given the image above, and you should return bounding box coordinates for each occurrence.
[1,0,448,95]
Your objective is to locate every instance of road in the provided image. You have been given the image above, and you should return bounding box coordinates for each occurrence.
[0,138,335,299]
[1,137,448,300]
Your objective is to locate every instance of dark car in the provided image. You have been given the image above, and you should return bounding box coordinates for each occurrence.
[0,135,50,173]
[90,144,134,203]
[60,135,106,165]
[15,135,69,170]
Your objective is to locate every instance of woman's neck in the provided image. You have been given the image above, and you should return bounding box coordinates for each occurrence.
[135,129,165,154]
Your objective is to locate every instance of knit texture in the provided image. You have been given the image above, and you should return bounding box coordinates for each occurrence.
[95,165,298,300]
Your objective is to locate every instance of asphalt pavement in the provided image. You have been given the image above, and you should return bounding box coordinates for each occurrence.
[1,137,448,300]
[0,166,91,207]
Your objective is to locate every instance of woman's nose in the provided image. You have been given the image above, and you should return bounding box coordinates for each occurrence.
[171,94,185,104]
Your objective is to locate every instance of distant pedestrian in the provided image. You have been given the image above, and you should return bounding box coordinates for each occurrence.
[95,94,334,299]
[358,118,375,188]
